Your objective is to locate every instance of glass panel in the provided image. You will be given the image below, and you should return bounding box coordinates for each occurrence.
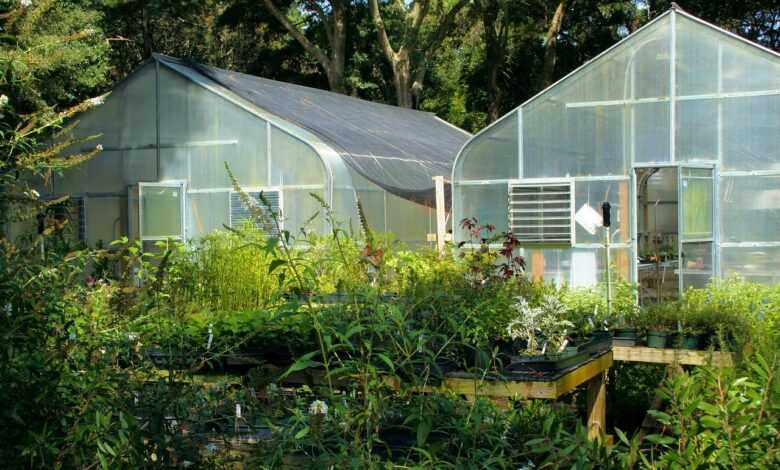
[283,189,326,238]
[634,101,671,163]
[680,242,713,290]
[721,246,780,284]
[720,175,780,243]
[723,95,780,171]
[675,15,720,96]
[680,174,713,240]
[270,127,325,186]
[86,197,123,246]
[681,242,712,272]
[574,179,630,243]
[455,112,517,181]
[188,192,229,239]
[676,100,718,161]
[386,192,432,244]
[140,185,183,238]
[453,183,508,241]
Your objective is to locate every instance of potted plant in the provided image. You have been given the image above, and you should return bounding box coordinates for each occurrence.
[640,303,673,348]
[503,296,587,373]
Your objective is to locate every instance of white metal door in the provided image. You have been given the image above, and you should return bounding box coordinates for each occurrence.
[677,164,716,293]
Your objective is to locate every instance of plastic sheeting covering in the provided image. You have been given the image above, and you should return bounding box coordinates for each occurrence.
[155,55,469,208]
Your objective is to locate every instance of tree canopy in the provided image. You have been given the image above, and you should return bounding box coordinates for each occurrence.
[6,0,780,132]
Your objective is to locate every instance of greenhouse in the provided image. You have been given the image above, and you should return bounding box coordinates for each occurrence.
[452,6,780,299]
[39,54,469,247]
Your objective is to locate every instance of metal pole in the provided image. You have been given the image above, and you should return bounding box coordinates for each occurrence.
[602,202,612,317]
[605,225,612,317]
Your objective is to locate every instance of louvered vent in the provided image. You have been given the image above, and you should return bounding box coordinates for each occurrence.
[230,191,281,236]
[508,182,574,245]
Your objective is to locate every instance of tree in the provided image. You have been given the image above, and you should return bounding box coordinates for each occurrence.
[368,0,471,108]
[260,0,349,92]
[542,0,569,86]
[0,0,110,238]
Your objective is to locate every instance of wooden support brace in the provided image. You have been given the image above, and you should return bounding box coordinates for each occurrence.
[586,371,607,441]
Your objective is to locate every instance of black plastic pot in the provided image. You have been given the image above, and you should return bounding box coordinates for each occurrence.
[646,330,668,348]
[612,327,638,347]
[669,333,704,350]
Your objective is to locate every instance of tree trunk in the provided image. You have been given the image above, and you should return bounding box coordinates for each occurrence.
[481,0,507,123]
[142,1,153,58]
[369,0,470,108]
[393,53,414,108]
[542,0,568,86]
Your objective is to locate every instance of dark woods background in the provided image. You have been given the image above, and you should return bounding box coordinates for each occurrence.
[29,0,780,133]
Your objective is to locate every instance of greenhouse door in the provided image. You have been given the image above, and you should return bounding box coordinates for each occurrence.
[138,182,186,244]
[677,165,716,292]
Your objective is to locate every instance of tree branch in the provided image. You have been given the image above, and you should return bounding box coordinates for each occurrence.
[262,0,331,68]
[369,0,398,63]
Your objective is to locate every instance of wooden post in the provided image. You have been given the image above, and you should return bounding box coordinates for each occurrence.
[586,371,607,441]
[531,250,545,282]
[433,175,447,254]
[618,181,630,279]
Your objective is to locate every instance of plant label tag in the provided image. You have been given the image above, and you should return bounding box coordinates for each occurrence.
[235,404,242,419]
[575,204,603,235]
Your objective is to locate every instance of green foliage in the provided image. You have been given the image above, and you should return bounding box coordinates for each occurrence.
[644,355,780,468]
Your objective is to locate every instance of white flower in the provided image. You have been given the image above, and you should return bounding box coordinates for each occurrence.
[308,400,328,417]
[0,94,8,108]
[87,95,104,106]
[95,144,103,151]
[20,0,32,8]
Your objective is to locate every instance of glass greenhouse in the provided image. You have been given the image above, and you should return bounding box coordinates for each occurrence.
[39,54,469,248]
[452,7,780,299]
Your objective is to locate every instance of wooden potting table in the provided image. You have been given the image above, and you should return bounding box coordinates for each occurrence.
[612,346,733,367]
[387,350,613,440]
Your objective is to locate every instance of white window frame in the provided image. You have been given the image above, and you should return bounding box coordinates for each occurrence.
[138,181,187,241]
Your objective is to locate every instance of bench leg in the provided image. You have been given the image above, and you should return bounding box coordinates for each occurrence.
[586,371,607,441]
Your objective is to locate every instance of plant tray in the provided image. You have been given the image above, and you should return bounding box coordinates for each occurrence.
[505,349,589,373]
[612,337,638,347]
[578,335,613,355]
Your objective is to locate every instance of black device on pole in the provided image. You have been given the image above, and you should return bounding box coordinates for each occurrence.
[601,202,611,228]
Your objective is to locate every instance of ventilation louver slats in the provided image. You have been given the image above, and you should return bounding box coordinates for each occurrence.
[508,182,573,245]
[230,191,281,236]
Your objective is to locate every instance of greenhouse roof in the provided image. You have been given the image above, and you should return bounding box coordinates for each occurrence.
[154,54,470,207]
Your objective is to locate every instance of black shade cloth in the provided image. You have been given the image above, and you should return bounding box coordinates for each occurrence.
[155,54,470,208]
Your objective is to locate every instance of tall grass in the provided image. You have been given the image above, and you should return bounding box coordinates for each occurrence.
[172,222,282,311]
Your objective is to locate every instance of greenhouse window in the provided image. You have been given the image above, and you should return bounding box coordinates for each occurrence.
[508,181,574,245]
[229,190,281,236]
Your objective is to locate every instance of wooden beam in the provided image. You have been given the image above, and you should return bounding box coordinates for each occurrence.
[433,175,447,254]
[586,371,607,441]
[531,250,545,281]
[613,346,733,367]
